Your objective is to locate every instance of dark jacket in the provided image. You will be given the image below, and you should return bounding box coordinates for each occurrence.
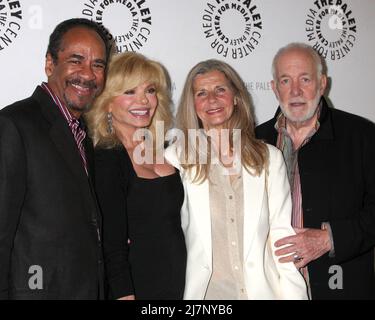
[0,86,104,299]
[256,98,375,299]
[94,147,134,299]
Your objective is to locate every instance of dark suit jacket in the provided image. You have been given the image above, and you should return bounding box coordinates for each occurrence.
[0,86,104,299]
[256,98,375,299]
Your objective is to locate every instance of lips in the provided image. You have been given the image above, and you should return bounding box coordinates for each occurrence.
[71,83,92,95]
[289,101,306,107]
[206,107,224,114]
[129,108,150,117]
[67,79,97,96]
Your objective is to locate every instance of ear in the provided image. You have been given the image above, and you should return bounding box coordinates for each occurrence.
[45,53,55,77]
[233,97,238,106]
[107,101,113,113]
[271,80,279,99]
[319,74,327,96]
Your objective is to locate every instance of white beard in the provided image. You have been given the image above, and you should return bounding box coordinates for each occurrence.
[279,91,322,124]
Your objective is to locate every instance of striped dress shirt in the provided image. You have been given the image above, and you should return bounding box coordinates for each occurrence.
[41,82,88,175]
[274,110,320,299]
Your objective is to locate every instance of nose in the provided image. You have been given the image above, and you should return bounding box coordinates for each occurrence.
[137,92,148,105]
[207,91,217,103]
[80,63,96,81]
[290,80,302,97]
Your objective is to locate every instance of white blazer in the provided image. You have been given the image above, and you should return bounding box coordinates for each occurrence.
[165,143,308,300]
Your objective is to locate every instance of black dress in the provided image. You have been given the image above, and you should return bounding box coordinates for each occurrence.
[94,146,186,300]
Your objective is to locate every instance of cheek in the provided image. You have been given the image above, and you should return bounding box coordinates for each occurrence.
[111,96,132,117]
[221,96,235,113]
[280,93,288,102]
[111,106,124,120]
[95,72,106,87]
[149,95,158,110]
[307,87,320,100]
[194,100,205,119]
[276,87,288,100]
[278,92,290,105]
[51,66,68,85]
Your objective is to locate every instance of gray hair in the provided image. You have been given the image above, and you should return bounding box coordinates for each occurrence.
[271,42,324,80]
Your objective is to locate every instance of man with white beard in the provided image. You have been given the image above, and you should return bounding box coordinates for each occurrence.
[256,42,375,299]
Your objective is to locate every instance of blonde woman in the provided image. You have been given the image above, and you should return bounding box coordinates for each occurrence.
[86,52,186,300]
[165,59,308,300]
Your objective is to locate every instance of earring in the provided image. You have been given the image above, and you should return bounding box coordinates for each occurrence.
[107,112,113,134]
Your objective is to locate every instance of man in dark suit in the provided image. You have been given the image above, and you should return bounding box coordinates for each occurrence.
[0,18,111,299]
[256,42,375,299]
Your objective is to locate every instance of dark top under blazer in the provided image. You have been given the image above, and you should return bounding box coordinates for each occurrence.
[256,97,375,299]
[0,86,104,299]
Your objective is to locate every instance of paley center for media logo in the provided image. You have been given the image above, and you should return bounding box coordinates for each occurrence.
[305,0,357,61]
[81,0,152,53]
[202,0,263,60]
[0,0,23,52]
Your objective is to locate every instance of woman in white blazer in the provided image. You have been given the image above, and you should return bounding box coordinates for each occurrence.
[165,59,308,300]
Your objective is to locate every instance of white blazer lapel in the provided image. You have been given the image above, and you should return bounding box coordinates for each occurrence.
[243,169,265,260]
[186,179,212,263]
[165,143,212,261]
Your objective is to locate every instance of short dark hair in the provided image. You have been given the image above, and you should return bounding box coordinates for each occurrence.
[46,18,111,64]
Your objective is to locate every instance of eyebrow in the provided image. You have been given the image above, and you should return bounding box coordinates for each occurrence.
[94,58,107,66]
[145,82,156,87]
[279,72,311,78]
[68,54,106,65]
[69,54,84,60]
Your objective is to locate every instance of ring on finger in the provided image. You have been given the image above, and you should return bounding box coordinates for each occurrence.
[293,254,303,262]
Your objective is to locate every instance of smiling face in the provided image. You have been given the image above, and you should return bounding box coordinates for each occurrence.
[45,27,107,118]
[271,48,327,124]
[109,81,158,134]
[193,70,236,131]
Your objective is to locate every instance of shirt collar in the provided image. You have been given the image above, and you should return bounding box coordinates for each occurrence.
[41,82,81,127]
[274,101,322,139]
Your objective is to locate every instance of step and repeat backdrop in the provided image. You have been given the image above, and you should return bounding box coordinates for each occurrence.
[1,0,374,124]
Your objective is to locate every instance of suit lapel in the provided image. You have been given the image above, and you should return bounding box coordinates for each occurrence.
[166,144,212,263]
[33,86,89,189]
[49,121,89,184]
[243,168,265,260]
[84,132,95,180]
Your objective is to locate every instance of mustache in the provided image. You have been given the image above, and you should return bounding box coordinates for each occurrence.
[67,78,97,90]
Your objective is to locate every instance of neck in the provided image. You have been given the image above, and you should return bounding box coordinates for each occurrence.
[209,128,234,167]
[286,113,318,150]
[68,109,82,119]
[44,82,82,119]
[114,123,145,150]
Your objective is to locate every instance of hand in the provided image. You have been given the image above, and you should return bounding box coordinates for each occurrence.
[118,294,135,300]
[274,227,332,268]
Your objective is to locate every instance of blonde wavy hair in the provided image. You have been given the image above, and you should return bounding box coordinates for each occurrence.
[176,59,268,183]
[86,51,173,151]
